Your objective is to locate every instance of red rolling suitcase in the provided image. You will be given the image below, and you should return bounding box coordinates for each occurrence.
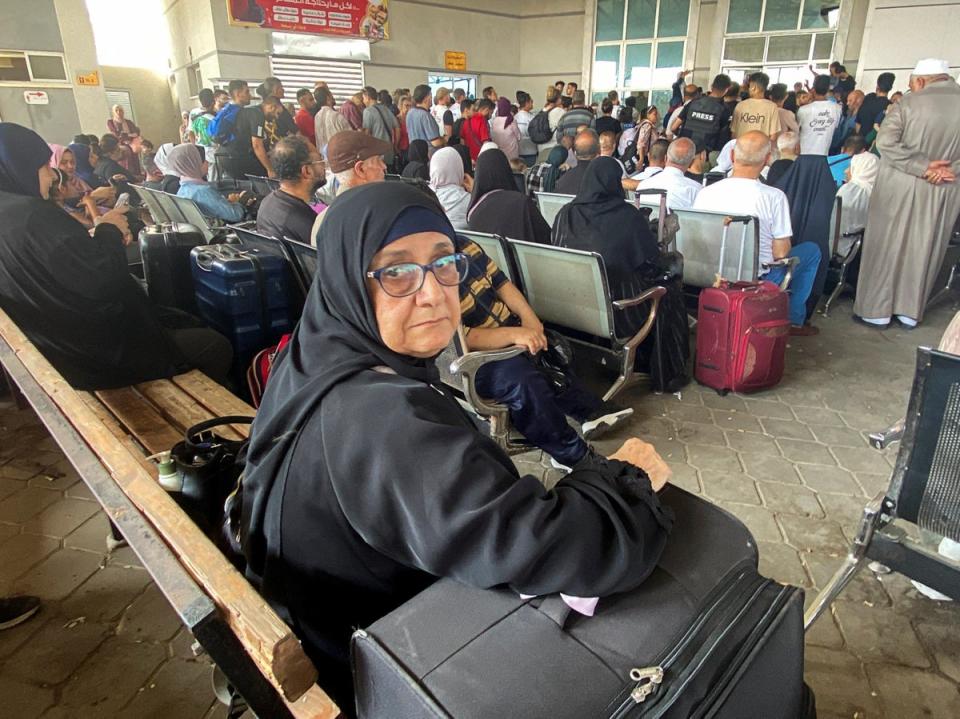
[695,280,789,394]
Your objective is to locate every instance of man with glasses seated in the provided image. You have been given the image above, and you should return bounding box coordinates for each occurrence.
[455,236,634,469]
[257,136,326,246]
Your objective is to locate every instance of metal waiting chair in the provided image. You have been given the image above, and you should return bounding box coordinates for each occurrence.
[507,239,666,402]
[805,347,960,629]
[457,231,519,288]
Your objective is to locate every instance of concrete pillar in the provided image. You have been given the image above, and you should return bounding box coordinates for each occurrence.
[53,0,109,135]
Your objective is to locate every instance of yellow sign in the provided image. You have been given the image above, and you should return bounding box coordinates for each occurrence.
[444,51,466,72]
[77,71,100,86]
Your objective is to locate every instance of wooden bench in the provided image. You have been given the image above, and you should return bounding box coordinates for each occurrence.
[0,308,340,719]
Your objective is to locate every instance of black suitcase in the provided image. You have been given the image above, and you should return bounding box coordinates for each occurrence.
[352,488,813,719]
[139,222,205,314]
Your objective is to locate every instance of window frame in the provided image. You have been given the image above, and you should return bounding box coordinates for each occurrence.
[590,0,690,115]
[0,50,70,87]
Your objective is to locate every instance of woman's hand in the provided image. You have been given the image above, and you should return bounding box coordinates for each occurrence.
[462,174,474,192]
[608,439,671,492]
[96,208,132,245]
[511,326,548,354]
[89,186,116,204]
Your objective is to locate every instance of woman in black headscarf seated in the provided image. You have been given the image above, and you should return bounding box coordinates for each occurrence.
[0,123,232,390]
[467,148,551,243]
[553,157,690,392]
[239,181,674,711]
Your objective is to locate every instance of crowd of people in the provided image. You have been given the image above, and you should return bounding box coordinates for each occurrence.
[0,55,959,710]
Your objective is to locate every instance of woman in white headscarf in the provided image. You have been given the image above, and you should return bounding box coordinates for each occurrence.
[429,146,472,230]
[167,144,246,222]
[836,152,880,237]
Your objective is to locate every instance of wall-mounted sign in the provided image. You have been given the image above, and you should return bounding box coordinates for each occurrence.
[444,51,466,72]
[227,0,390,41]
[77,71,100,86]
[24,91,49,105]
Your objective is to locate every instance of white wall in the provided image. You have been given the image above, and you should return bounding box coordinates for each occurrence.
[858,0,960,93]
[54,0,110,136]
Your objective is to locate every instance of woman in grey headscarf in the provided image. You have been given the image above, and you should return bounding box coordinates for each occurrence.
[167,144,246,222]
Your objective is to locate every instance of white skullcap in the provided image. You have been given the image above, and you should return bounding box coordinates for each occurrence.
[912,58,950,76]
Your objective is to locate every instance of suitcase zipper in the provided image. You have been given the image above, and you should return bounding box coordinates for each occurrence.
[607,567,760,719]
[689,585,797,718]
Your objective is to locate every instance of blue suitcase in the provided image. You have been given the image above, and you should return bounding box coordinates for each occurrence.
[190,244,293,358]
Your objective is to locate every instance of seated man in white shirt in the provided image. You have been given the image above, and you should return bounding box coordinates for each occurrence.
[623,139,669,190]
[635,137,702,210]
[693,131,821,336]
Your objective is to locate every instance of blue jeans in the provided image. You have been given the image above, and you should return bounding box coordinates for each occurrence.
[474,354,601,466]
[763,243,822,326]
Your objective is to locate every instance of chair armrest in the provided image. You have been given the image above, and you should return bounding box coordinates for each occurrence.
[613,286,667,350]
[449,345,526,376]
[842,228,865,238]
[761,256,799,291]
[450,345,527,419]
[723,215,754,225]
[869,418,905,450]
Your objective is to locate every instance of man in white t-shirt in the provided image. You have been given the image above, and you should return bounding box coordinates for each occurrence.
[623,139,668,189]
[796,75,842,155]
[693,131,821,335]
[636,138,702,210]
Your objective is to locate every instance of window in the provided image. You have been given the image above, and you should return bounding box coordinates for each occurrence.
[428,74,476,100]
[723,0,839,86]
[0,51,68,85]
[591,0,690,116]
[187,63,202,98]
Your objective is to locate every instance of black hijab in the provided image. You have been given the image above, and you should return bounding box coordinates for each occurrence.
[0,123,52,197]
[452,143,473,177]
[401,139,430,182]
[553,157,659,334]
[469,148,516,211]
[466,148,551,244]
[241,182,456,572]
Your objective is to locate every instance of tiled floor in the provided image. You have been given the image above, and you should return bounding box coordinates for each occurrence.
[2,296,959,718]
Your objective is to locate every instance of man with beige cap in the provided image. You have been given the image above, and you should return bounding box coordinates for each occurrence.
[855,58,960,328]
[310,130,392,244]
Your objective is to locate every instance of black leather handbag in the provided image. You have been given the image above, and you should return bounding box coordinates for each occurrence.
[169,416,253,537]
[352,488,815,719]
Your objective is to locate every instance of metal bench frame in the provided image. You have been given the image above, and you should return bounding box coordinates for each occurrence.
[805,347,960,630]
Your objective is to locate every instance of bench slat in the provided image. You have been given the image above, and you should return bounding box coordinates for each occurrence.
[0,311,333,714]
[79,391,165,479]
[96,386,185,456]
[136,379,247,442]
[171,370,255,436]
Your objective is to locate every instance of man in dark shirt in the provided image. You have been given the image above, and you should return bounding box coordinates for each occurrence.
[256,136,324,246]
[263,76,299,139]
[856,72,895,134]
[218,81,282,179]
[556,130,600,194]
[594,99,622,137]
[676,73,733,154]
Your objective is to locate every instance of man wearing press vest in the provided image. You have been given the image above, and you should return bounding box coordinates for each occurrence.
[673,74,733,162]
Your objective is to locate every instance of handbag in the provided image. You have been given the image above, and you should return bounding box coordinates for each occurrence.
[169,415,253,537]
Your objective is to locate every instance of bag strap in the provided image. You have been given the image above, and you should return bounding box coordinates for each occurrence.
[185,416,255,450]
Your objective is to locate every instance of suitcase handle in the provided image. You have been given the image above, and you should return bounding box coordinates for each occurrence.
[194,245,246,272]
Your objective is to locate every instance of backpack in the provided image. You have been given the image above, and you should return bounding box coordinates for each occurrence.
[527,110,553,144]
[525,162,559,195]
[209,103,242,145]
[679,96,726,150]
[246,333,292,409]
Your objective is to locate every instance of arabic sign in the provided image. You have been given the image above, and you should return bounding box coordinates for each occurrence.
[227,0,389,40]
[24,91,49,105]
[444,51,466,72]
[77,71,100,86]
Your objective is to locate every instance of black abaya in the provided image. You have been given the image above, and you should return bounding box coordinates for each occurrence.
[467,148,551,243]
[240,182,673,712]
[772,154,835,319]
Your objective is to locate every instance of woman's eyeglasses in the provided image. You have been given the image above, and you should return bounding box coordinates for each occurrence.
[367,253,469,297]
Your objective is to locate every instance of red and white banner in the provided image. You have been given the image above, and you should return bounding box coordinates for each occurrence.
[227,0,390,41]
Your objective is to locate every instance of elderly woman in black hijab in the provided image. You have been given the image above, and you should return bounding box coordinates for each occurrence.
[239,181,674,711]
[0,123,232,390]
[467,148,550,243]
[553,157,690,392]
